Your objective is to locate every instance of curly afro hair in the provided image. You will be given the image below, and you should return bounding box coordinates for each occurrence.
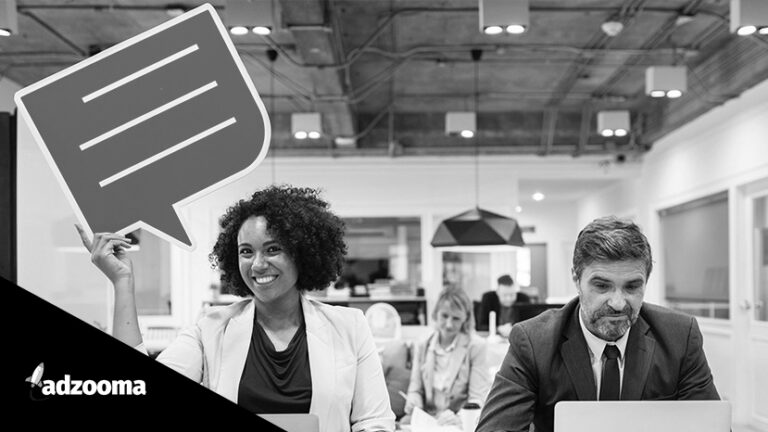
[209,185,347,297]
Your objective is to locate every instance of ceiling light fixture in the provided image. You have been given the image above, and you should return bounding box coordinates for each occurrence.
[646,66,687,99]
[446,112,476,139]
[731,0,768,36]
[601,20,623,37]
[532,192,545,201]
[0,0,17,37]
[597,110,631,139]
[225,0,274,36]
[479,0,529,35]
[431,49,525,249]
[165,4,188,18]
[292,113,322,140]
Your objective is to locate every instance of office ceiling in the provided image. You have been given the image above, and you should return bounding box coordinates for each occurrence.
[2,0,768,158]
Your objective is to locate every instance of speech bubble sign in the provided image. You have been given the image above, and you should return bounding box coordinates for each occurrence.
[14,4,270,251]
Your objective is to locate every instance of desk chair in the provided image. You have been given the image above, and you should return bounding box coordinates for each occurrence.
[365,302,403,345]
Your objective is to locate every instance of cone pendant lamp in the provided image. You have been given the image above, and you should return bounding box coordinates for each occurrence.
[431,49,525,248]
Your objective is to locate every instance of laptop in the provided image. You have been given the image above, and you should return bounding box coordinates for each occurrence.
[258,414,320,432]
[554,401,731,432]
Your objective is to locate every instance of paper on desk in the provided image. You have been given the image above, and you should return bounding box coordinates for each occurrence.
[411,407,462,432]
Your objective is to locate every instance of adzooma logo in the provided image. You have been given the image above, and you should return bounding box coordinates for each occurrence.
[26,362,146,396]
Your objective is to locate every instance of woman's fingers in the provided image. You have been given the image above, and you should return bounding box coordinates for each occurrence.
[89,233,132,266]
[74,224,93,250]
[92,233,131,252]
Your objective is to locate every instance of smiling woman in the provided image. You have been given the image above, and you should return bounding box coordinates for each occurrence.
[78,185,395,432]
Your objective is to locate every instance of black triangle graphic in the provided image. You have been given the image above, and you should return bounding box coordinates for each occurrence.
[3,276,284,430]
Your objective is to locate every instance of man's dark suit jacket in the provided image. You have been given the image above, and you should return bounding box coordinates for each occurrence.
[476,298,720,432]
[476,291,532,331]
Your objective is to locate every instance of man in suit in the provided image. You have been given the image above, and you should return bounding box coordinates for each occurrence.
[476,216,720,432]
[477,274,531,336]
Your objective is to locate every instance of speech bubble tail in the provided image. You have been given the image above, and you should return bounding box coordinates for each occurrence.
[140,209,194,250]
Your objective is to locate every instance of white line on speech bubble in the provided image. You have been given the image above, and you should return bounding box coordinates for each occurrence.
[82,44,199,103]
[80,80,218,151]
[99,116,237,188]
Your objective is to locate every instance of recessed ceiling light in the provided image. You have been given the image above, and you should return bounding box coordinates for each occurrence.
[666,89,682,98]
[484,25,503,35]
[601,21,623,37]
[614,129,628,137]
[252,26,271,35]
[505,24,526,34]
[294,131,308,140]
[460,130,475,138]
[601,129,614,137]
[307,131,321,139]
[737,25,757,36]
[532,192,545,201]
[515,205,522,213]
[230,26,249,36]
[165,6,186,17]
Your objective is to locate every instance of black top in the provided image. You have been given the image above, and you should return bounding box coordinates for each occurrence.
[476,291,532,331]
[237,312,312,414]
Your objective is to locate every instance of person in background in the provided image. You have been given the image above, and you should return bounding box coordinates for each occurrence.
[77,185,395,432]
[476,216,720,432]
[477,274,531,337]
[403,288,491,427]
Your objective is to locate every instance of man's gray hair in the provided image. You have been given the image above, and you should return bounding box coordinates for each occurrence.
[572,216,653,282]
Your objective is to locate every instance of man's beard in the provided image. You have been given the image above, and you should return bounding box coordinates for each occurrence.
[588,304,639,341]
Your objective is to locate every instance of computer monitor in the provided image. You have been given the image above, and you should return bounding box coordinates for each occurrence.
[512,303,565,323]
[554,400,731,432]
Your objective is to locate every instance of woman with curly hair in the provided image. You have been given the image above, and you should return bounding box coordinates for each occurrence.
[77,185,395,432]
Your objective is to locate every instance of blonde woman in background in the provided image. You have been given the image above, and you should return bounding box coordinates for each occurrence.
[404,288,491,427]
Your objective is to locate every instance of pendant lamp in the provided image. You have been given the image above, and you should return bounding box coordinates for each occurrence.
[430,49,525,248]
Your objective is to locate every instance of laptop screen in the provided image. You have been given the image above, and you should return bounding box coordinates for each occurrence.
[554,400,731,432]
[258,413,319,432]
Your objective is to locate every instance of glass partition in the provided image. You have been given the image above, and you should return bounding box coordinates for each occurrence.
[660,191,730,319]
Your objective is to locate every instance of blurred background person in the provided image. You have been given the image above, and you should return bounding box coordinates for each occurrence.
[403,288,490,427]
[477,274,532,337]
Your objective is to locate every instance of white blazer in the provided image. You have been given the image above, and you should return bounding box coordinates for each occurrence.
[152,295,395,432]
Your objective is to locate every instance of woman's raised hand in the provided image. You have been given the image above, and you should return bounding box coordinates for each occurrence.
[75,224,134,284]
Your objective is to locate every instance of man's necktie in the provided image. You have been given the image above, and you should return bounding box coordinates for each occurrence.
[600,345,621,400]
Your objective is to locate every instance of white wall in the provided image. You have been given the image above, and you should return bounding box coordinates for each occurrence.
[516,200,580,301]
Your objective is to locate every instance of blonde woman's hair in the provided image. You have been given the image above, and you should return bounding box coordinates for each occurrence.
[432,287,475,334]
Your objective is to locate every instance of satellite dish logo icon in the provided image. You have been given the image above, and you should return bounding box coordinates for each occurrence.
[26,362,45,387]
